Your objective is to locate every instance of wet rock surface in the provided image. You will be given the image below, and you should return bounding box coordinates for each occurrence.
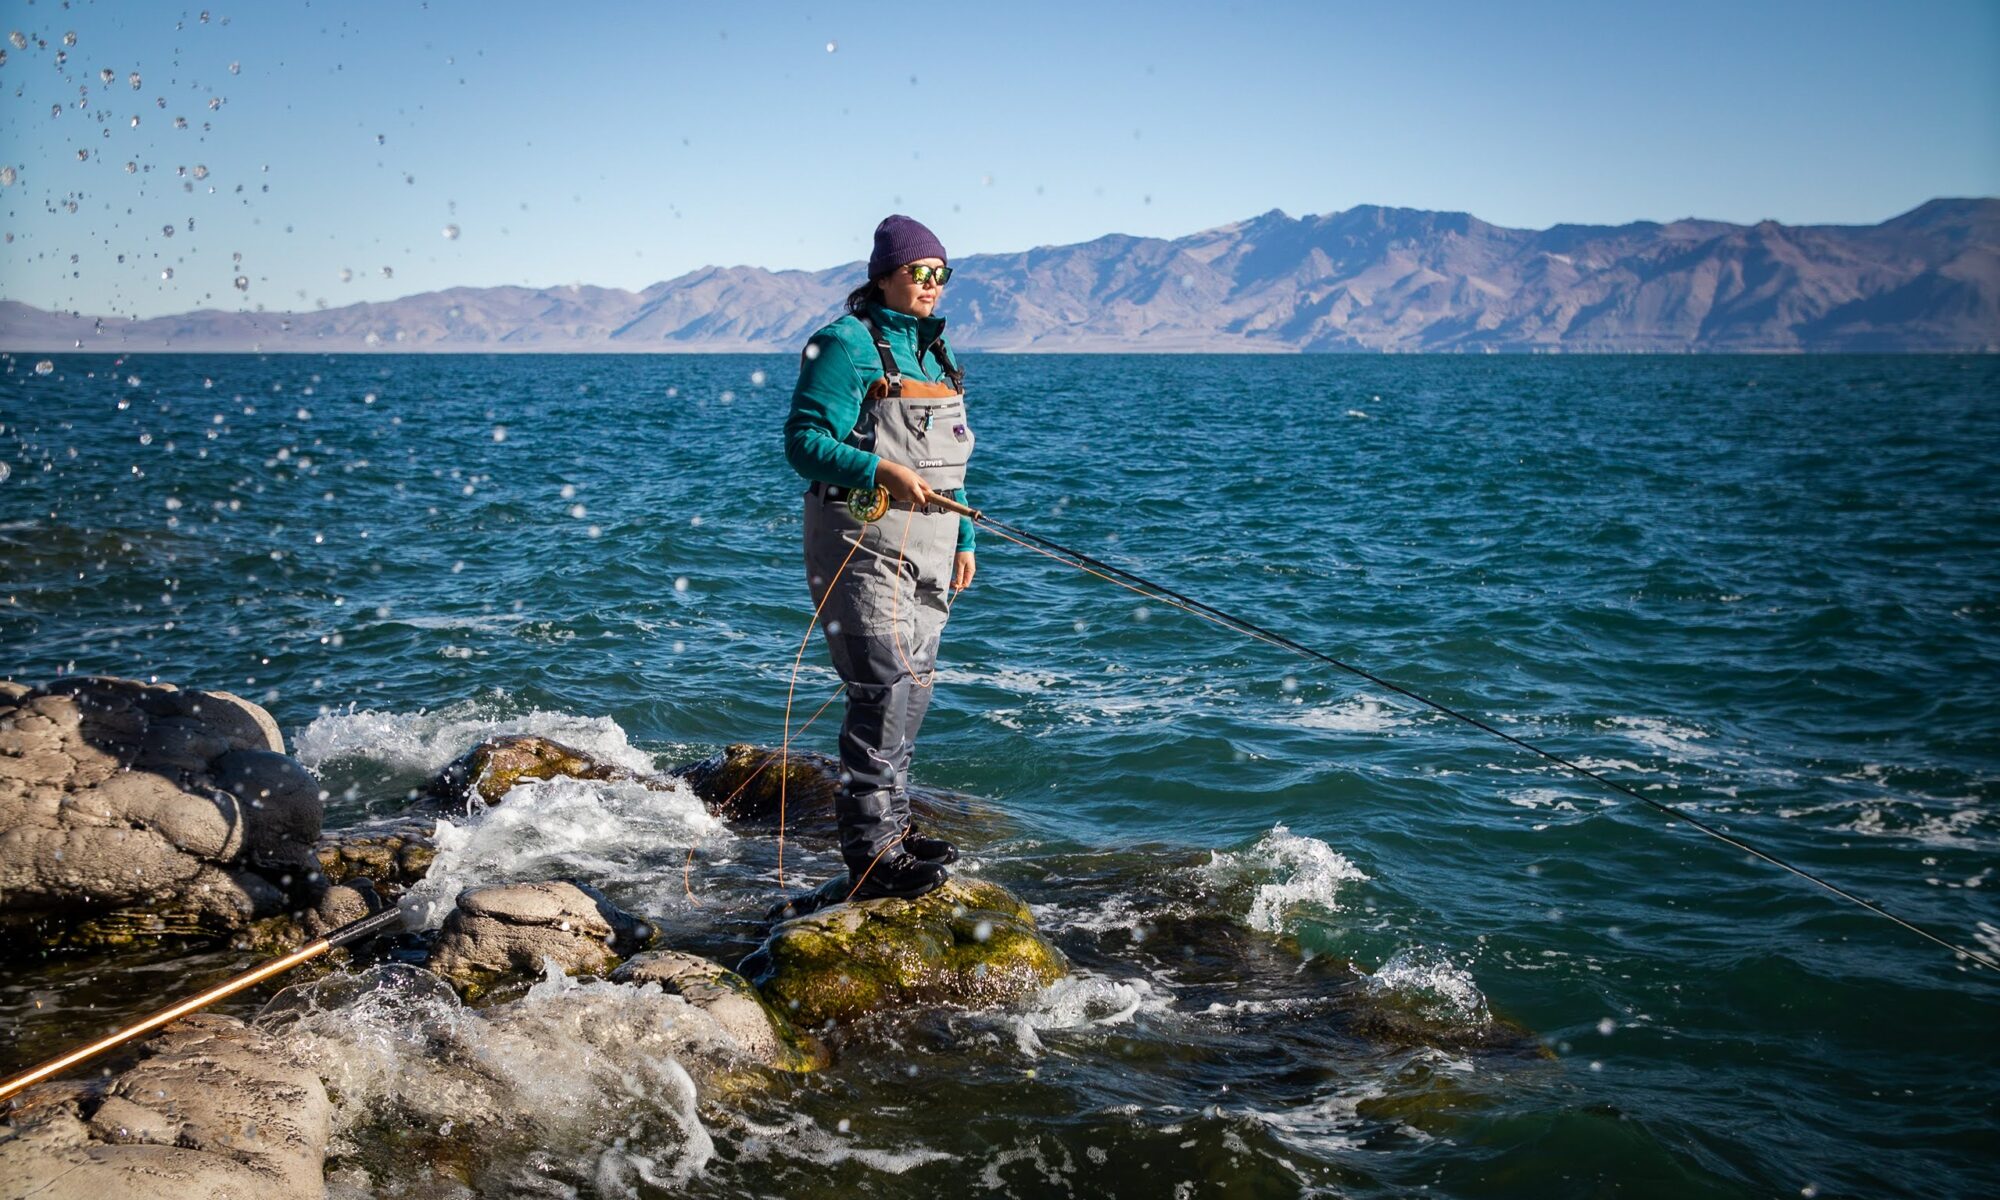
[613,949,829,1072]
[0,677,323,946]
[0,1013,329,1200]
[742,876,1070,1026]
[421,733,645,810]
[314,816,437,900]
[428,879,653,998]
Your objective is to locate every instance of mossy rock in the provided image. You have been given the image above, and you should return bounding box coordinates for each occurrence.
[743,877,1069,1026]
[422,734,644,809]
[316,820,437,898]
[673,742,844,823]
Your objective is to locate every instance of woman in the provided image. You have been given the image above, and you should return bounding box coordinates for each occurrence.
[783,214,975,901]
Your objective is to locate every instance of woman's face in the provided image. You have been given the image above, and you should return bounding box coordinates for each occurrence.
[877,256,946,318]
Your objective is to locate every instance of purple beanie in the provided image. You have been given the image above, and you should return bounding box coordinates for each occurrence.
[868,214,947,280]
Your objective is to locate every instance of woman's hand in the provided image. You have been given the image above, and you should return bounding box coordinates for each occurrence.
[874,460,933,506]
[952,551,976,591]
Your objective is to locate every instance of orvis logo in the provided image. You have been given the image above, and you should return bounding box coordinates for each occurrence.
[915,458,946,468]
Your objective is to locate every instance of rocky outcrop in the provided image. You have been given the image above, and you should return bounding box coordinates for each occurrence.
[742,877,1069,1026]
[428,879,652,999]
[421,734,645,810]
[0,1013,329,1200]
[613,950,828,1072]
[0,678,323,946]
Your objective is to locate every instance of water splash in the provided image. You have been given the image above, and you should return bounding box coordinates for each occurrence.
[293,695,664,777]
[404,773,726,928]
[1201,825,1369,935]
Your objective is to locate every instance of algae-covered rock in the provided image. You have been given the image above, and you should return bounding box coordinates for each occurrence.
[429,879,652,999]
[421,734,644,810]
[315,818,438,899]
[613,949,829,1072]
[743,876,1069,1026]
[0,1013,329,1200]
[674,742,844,823]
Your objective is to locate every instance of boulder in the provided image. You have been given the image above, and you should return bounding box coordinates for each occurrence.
[0,677,323,946]
[0,1013,329,1200]
[428,879,652,999]
[421,734,644,810]
[742,876,1069,1026]
[612,950,828,1072]
[673,742,843,823]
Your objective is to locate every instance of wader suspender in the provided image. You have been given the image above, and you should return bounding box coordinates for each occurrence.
[860,315,964,397]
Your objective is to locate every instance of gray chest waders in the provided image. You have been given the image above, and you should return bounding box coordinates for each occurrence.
[802,319,973,871]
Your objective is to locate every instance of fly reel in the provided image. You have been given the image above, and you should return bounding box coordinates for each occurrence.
[846,485,891,523]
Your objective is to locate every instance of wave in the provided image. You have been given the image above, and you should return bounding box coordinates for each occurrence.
[292,694,663,778]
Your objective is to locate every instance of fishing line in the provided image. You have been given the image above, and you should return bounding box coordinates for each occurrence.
[968,509,1999,975]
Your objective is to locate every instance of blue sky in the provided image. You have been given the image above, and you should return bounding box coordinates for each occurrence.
[3,0,1996,318]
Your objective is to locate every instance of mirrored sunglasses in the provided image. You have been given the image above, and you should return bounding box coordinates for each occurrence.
[905,263,953,286]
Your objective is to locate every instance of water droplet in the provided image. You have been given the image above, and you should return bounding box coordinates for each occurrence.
[233,275,249,291]
[75,149,89,162]
[560,484,577,500]
[491,425,507,442]
[8,33,27,51]
[126,374,140,386]
[674,577,689,592]
[130,115,140,128]
[229,61,241,75]
[0,463,9,483]
[124,161,137,173]
[174,116,188,130]
[442,223,459,240]
[160,267,173,280]
[33,360,54,376]
[128,71,141,89]
[192,164,208,180]
[62,31,77,46]
[0,167,14,187]
[161,224,175,238]
[101,67,115,84]
[1280,675,1298,693]
[750,369,767,386]
[1597,1017,1618,1036]
[826,40,838,52]
[803,343,821,361]
[1133,605,1151,622]
[380,266,393,278]
[50,104,62,119]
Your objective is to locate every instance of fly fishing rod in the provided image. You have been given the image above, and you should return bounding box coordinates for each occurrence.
[0,906,406,1103]
[873,489,1997,975]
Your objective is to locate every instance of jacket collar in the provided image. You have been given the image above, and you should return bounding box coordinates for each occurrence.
[867,302,948,359]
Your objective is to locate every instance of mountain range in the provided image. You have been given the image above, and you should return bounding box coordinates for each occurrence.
[4,199,1995,353]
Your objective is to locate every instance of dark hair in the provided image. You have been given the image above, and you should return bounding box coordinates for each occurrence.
[844,279,883,316]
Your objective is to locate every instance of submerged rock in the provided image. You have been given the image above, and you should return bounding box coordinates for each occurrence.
[0,1012,329,1200]
[0,677,323,947]
[613,949,829,1072]
[742,876,1069,1026]
[421,734,644,810]
[429,879,652,999]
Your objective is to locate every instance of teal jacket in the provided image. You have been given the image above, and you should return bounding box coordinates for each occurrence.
[784,303,975,553]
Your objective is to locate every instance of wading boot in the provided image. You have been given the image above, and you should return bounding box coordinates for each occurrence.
[901,823,959,865]
[848,851,948,902]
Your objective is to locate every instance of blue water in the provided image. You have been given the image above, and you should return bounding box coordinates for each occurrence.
[3,352,1998,1197]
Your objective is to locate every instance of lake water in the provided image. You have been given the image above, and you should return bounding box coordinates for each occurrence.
[3,352,1997,1198]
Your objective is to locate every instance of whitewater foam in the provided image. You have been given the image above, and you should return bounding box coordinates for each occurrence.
[293,695,664,778]
[273,963,723,1192]
[404,773,726,928]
